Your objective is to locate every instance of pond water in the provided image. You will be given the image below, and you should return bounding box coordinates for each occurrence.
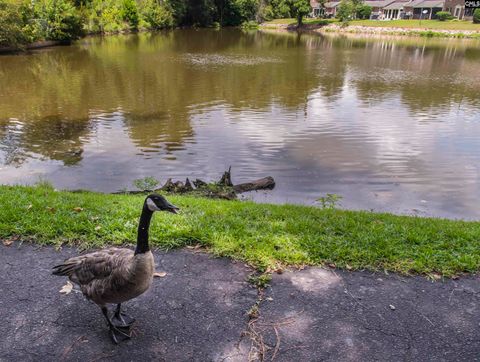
[1,29,480,219]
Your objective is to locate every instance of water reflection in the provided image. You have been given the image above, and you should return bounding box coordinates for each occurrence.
[0,29,479,219]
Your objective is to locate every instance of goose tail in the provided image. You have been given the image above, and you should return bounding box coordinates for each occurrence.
[52,261,78,276]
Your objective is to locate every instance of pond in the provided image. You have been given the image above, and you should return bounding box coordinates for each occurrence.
[1,29,479,219]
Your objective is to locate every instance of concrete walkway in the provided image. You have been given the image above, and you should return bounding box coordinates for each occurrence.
[1,243,479,361]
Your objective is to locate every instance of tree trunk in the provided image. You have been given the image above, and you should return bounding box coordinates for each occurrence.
[297,14,303,26]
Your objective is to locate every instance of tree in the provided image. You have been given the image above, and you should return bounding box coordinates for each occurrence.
[336,0,354,21]
[0,1,29,48]
[356,4,371,19]
[337,0,373,21]
[121,0,139,29]
[287,0,310,25]
[140,0,175,29]
[269,0,292,18]
[474,8,480,24]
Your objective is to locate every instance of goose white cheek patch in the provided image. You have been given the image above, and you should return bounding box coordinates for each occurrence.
[146,198,161,211]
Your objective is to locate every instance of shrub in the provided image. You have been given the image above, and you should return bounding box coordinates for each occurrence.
[93,0,125,33]
[234,0,260,21]
[133,177,159,191]
[474,8,480,24]
[140,0,174,29]
[241,20,259,29]
[34,0,84,41]
[436,11,452,21]
[356,4,372,19]
[336,0,354,21]
[268,0,292,18]
[258,4,275,21]
[0,1,29,48]
[121,0,139,29]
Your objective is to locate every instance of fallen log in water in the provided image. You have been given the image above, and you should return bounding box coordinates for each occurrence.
[114,167,275,200]
[233,177,275,194]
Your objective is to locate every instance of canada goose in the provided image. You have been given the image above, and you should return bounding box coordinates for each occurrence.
[52,194,179,343]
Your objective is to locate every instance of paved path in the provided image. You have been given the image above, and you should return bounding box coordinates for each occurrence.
[0,243,479,361]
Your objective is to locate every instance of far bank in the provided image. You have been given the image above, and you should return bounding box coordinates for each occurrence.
[262,18,480,39]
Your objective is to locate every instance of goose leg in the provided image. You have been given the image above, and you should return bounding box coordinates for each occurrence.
[101,306,131,344]
[112,303,136,327]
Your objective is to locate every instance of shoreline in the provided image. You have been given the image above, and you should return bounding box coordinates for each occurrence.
[1,184,479,276]
[3,22,480,55]
[261,22,480,40]
[0,40,71,54]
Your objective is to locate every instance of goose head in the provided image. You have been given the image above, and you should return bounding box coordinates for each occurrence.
[145,194,179,214]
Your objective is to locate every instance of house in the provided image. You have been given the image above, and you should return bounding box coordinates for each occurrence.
[445,0,465,17]
[444,0,475,19]
[324,1,341,17]
[311,0,471,20]
[408,0,445,19]
[363,0,397,19]
[381,0,458,20]
[382,0,412,19]
[310,0,324,17]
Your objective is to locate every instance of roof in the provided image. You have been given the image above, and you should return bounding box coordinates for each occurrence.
[384,0,411,9]
[324,1,341,8]
[411,0,445,7]
[364,0,397,7]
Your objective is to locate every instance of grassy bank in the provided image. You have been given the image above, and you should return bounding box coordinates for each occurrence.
[2,185,480,276]
[349,19,480,31]
[264,18,480,31]
[262,18,480,39]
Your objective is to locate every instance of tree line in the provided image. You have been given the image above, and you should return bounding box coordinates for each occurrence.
[0,0,311,48]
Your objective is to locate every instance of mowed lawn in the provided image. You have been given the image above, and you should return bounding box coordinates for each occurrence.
[264,18,480,31]
[345,19,480,31]
[1,185,480,277]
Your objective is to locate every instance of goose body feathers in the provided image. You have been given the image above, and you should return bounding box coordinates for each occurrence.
[53,247,154,305]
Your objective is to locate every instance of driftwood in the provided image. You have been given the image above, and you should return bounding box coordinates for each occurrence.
[218,166,234,187]
[193,179,207,188]
[233,177,275,194]
[116,167,275,200]
[184,178,194,192]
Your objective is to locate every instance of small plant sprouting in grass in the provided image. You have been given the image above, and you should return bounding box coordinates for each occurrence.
[317,193,343,209]
[133,177,159,191]
[247,303,260,319]
[35,178,54,191]
[248,273,272,289]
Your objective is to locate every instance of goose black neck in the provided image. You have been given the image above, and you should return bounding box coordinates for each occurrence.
[135,203,154,255]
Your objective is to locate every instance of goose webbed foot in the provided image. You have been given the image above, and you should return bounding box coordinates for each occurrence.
[101,306,132,344]
[109,325,132,344]
[112,303,136,328]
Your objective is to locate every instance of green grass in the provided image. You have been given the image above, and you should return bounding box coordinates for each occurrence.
[349,19,480,31]
[1,185,480,276]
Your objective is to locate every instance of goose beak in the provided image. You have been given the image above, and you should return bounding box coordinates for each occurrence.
[166,204,180,214]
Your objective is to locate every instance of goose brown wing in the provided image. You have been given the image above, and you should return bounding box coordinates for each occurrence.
[52,247,134,285]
